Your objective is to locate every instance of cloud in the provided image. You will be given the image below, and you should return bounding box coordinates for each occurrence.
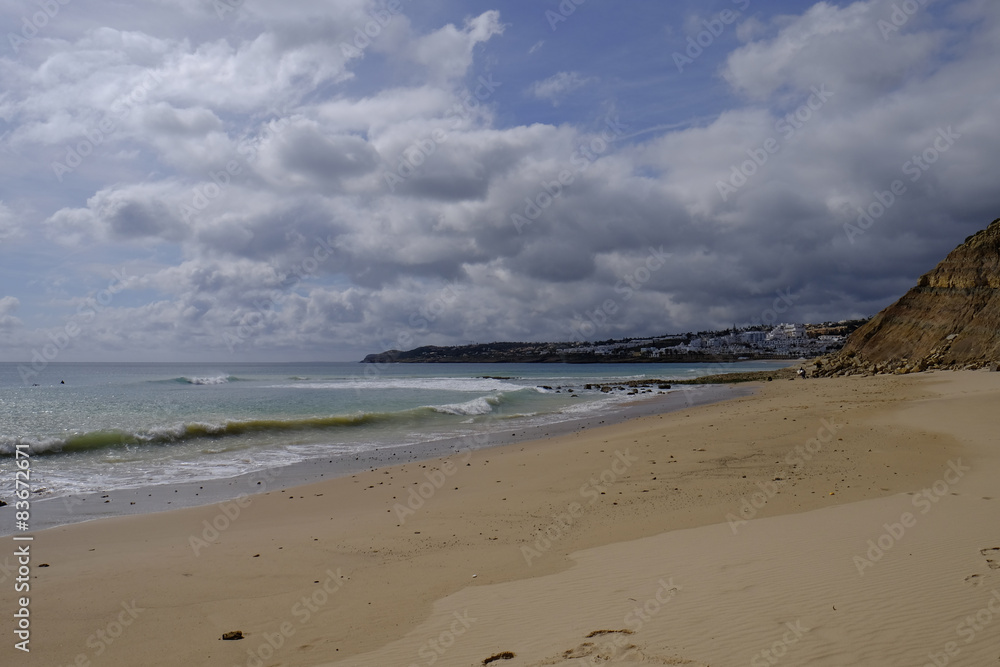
[409,11,505,82]
[722,1,945,102]
[1,0,999,361]
[0,202,20,242]
[0,296,19,315]
[45,182,189,244]
[0,296,23,330]
[528,71,592,105]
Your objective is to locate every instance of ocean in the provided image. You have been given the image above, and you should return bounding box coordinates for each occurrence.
[0,361,787,506]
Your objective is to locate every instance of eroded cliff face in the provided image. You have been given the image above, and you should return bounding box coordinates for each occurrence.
[820,218,1000,376]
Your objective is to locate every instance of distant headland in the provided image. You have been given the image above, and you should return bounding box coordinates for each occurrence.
[361,320,869,364]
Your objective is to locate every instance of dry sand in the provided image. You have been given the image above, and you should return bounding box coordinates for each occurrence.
[8,371,1000,666]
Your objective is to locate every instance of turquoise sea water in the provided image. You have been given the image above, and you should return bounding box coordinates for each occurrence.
[0,361,788,500]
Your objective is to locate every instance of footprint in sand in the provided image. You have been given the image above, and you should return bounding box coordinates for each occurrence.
[965,573,983,586]
[530,630,706,666]
[559,641,597,660]
[586,629,635,638]
[981,547,1000,569]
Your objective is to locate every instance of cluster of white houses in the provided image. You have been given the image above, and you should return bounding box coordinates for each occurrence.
[559,324,845,358]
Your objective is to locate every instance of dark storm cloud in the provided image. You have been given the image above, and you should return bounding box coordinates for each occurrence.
[1,0,998,361]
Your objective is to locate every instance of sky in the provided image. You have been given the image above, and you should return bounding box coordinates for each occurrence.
[0,0,997,362]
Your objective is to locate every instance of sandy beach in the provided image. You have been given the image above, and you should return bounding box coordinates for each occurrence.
[9,370,1000,666]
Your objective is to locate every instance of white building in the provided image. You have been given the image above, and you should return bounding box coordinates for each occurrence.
[767,323,806,340]
[740,331,768,343]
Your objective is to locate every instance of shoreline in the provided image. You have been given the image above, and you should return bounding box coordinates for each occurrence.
[360,355,808,364]
[16,384,749,535]
[12,370,999,666]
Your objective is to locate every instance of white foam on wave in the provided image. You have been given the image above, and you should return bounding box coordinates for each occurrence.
[1,440,380,500]
[430,395,499,416]
[267,377,529,393]
[142,423,193,440]
[551,385,681,417]
[0,436,65,455]
[183,375,231,385]
[558,396,625,415]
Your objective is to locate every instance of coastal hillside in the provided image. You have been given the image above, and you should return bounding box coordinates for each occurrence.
[359,342,756,364]
[820,217,1000,375]
[360,321,865,364]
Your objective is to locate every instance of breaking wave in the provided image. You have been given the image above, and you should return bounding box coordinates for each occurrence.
[175,375,238,385]
[268,377,529,393]
[428,394,502,416]
[0,392,518,456]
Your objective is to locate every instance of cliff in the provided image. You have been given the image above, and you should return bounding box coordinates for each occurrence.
[820,218,1000,375]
